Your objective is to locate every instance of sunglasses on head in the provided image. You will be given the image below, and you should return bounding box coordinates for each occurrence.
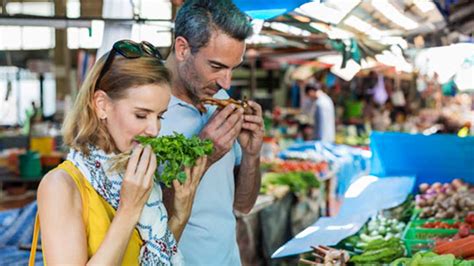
[96,40,164,89]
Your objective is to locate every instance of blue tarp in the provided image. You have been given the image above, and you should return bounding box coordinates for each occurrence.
[234,0,309,19]
[370,132,474,188]
[0,201,43,265]
[272,175,415,258]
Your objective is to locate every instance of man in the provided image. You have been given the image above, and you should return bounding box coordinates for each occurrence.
[307,85,336,142]
[159,0,263,265]
[302,84,318,117]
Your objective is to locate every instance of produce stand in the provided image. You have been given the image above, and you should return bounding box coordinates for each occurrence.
[271,132,474,265]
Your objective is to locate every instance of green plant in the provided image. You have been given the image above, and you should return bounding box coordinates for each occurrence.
[136,133,213,187]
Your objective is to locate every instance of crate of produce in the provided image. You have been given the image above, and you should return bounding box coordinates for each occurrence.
[403,219,473,256]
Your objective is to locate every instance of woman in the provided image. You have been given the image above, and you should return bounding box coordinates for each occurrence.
[30,40,206,265]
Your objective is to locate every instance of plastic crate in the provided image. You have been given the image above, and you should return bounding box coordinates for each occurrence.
[402,227,458,256]
[402,216,473,256]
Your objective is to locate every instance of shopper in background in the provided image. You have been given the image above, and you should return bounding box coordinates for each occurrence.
[312,85,336,142]
[161,0,264,265]
[302,84,318,118]
[33,40,207,265]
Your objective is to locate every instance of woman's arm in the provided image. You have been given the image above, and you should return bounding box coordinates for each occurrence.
[38,170,139,265]
[38,145,156,265]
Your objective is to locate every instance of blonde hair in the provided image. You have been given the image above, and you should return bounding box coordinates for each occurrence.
[62,52,171,155]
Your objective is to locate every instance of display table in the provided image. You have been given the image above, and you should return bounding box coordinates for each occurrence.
[236,176,330,266]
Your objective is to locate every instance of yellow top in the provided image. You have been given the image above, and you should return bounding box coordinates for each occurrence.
[29,160,143,266]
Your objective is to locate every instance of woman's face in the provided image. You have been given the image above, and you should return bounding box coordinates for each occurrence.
[99,83,171,153]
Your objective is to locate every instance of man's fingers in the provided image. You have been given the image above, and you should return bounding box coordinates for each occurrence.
[243,115,263,124]
[206,104,238,130]
[247,101,262,116]
[242,122,262,132]
[125,145,144,179]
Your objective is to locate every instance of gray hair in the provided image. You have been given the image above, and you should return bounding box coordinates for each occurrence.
[174,0,253,54]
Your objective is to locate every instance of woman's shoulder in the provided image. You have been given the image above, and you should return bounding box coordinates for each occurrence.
[37,167,82,209]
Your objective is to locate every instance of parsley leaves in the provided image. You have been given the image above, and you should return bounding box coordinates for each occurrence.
[136,133,213,187]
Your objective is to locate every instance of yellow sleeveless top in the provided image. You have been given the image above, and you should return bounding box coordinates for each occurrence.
[29,160,143,265]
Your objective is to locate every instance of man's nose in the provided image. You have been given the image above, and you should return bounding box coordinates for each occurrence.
[217,70,232,90]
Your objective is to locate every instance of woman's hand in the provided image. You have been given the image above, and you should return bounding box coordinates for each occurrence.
[171,156,208,226]
[117,145,156,221]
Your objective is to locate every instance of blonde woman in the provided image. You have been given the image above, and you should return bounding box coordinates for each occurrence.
[30,40,206,265]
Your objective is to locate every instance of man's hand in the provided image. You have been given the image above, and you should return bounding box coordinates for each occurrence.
[238,101,264,157]
[199,104,243,167]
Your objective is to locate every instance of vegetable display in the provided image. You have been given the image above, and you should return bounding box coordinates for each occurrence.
[350,238,405,264]
[260,171,320,194]
[434,235,474,259]
[136,133,213,187]
[300,245,350,266]
[416,179,474,219]
[391,251,474,266]
[360,215,406,243]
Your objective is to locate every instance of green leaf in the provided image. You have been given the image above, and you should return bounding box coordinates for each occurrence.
[136,132,213,187]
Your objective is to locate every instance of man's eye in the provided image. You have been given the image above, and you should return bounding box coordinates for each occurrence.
[135,114,147,119]
[158,115,165,120]
[211,65,222,70]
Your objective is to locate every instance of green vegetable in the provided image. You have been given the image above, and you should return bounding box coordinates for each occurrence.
[391,251,474,266]
[136,133,213,187]
[260,171,320,194]
[351,238,404,264]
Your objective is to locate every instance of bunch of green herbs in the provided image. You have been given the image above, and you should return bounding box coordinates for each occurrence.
[136,132,213,187]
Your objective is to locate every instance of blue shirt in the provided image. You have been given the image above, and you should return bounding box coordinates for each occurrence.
[159,90,242,266]
[313,92,336,142]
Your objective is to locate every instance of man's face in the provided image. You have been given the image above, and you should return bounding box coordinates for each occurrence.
[177,30,245,102]
[307,89,317,100]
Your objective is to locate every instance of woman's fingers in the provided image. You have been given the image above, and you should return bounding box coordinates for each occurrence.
[193,156,207,184]
[144,149,157,188]
[184,166,192,188]
[172,179,181,191]
[135,145,151,182]
[124,145,143,179]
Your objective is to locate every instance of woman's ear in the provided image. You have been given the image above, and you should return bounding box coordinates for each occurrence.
[93,90,110,120]
[174,36,191,62]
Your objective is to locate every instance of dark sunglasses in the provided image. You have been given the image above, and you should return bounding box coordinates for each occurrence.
[96,40,163,89]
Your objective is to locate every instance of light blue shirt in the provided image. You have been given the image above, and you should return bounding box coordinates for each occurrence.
[159,90,242,266]
[313,92,336,142]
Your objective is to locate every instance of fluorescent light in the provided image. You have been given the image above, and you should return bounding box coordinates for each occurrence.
[343,15,384,39]
[372,0,418,30]
[297,0,360,25]
[413,0,435,13]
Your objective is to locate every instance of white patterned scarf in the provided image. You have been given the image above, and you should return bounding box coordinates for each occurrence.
[67,146,184,265]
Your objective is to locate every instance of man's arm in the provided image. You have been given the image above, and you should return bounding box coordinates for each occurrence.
[233,154,261,213]
[234,101,264,214]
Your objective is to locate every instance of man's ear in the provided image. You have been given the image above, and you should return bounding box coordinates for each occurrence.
[174,36,191,62]
[93,90,110,120]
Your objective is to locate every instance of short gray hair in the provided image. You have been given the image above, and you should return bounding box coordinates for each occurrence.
[174,0,253,54]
